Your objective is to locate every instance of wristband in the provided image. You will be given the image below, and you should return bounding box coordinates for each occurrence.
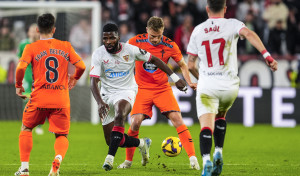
[261,50,274,62]
[170,73,180,82]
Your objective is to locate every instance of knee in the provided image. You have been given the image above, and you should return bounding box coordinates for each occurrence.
[55,134,68,138]
[21,124,32,132]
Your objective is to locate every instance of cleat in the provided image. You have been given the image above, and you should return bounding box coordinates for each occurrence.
[102,155,114,171]
[15,167,29,176]
[212,152,223,176]
[202,160,213,176]
[189,156,200,170]
[117,160,132,169]
[48,158,60,176]
[139,137,152,166]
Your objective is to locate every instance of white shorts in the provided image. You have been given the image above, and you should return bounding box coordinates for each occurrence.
[101,90,137,125]
[196,87,239,118]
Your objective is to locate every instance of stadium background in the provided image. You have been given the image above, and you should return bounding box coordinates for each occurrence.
[0,0,299,127]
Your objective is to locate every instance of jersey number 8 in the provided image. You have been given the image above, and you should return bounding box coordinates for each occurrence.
[45,57,59,83]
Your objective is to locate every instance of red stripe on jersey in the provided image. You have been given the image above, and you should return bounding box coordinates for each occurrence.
[187,52,197,56]
[90,75,100,78]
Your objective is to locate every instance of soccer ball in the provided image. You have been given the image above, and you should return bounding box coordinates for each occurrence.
[161,136,182,157]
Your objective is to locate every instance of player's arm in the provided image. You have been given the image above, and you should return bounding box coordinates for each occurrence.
[15,61,29,99]
[68,45,86,89]
[187,54,199,80]
[68,60,86,90]
[90,77,109,121]
[239,27,278,72]
[177,58,197,90]
[149,55,187,92]
[15,45,32,99]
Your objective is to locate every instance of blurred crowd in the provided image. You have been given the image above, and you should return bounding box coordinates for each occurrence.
[0,0,300,86]
[0,0,299,56]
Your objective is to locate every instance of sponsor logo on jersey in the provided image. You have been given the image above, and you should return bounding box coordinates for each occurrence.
[37,107,62,111]
[104,69,129,78]
[143,62,157,73]
[123,55,129,62]
[103,60,109,64]
[41,84,66,90]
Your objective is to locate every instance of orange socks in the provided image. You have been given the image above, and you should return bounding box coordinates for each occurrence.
[176,124,196,157]
[19,131,33,162]
[125,127,139,161]
[54,136,69,159]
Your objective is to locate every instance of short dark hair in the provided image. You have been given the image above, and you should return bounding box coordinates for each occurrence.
[207,0,226,13]
[103,23,118,33]
[37,13,55,34]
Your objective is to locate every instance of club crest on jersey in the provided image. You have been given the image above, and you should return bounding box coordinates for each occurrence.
[123,55,129,62]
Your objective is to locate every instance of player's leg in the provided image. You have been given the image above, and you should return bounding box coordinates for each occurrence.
[167,111,200,170]
[103,99,131,171]
[15,124,32,176]
[212,88,238,176]
[48,108,70,176]
[119,88,153,168]
[16,103,46,176]
[155,88,200,170]
[196,89,219,176]
[199,113,215,176]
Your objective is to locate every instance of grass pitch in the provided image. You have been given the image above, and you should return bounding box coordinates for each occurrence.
[1,121,300,175]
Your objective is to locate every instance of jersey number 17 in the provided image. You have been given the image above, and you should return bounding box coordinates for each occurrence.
[201,38,225,67]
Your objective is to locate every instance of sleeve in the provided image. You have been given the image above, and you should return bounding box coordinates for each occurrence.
[130,44,151,62]
[69,45,82,65]
[187,28,198,56]
[17,43,23,58]
[170,42,183,62]
[89,50,102,78]
[127,36,136,45]
[19,45,32,65]
[235,20,247,36]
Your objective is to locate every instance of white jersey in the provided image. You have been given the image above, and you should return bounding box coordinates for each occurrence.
[187,18,246,90]
[90,42,151,94]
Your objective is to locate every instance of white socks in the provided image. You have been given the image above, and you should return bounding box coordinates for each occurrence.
[138,138,144,148]
[55,154,63,163]
[202,154,210,167]
[214,147,223,155]
[21,162,29,170]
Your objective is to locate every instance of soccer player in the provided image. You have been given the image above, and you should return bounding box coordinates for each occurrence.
[14,13,86,176]
[17,23,44,135]
[90,23,187,171]
[187,0,278,175]
[118,16,200,170]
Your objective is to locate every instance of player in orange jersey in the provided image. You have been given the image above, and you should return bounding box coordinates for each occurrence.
[118,16,200,170]
[14,13,86,176]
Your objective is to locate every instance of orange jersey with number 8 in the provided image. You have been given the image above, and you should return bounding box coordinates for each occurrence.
[19,39,82,108]
[128,34,183,89]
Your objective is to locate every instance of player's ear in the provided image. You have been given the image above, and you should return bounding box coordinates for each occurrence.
[206,6,210,15]
[224,6,227,14]
[36,27,39,33]
[52,27,56,34]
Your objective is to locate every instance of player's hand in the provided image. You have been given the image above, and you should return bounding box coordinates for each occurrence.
[265,57,278,72]
[16,87,27,99]
[68,74,78,90]
[175,79,188,92]
[188,83,197,90]
[98,102,110,121]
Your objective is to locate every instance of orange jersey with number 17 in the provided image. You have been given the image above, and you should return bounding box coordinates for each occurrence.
[128,34,183,89]
[19,38,82,108]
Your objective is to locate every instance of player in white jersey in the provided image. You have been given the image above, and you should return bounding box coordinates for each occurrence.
[187,0,278,176]
[90,23,187,171]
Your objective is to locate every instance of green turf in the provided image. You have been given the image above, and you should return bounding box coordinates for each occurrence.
[1,121,300,175]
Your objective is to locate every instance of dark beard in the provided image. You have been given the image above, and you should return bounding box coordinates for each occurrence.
[106,43,119,54]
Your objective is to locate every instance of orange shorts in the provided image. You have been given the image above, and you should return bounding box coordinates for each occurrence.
[131,87,180,118]
[22,101,70,134]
